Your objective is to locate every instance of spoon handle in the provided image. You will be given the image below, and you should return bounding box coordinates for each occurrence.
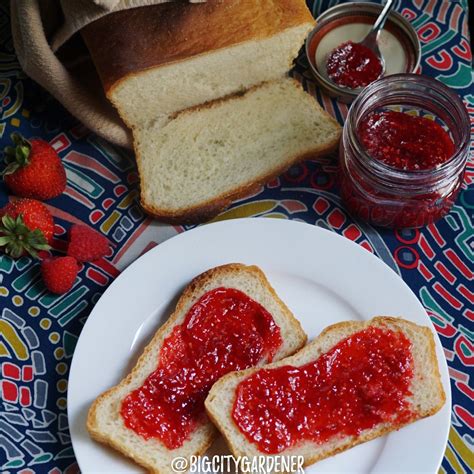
[371,0,396,36]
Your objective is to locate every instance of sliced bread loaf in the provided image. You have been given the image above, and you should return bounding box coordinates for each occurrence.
[81,0,315,129]
[206,316,446,467]
[135,78,341,224]
[87,263,306,473]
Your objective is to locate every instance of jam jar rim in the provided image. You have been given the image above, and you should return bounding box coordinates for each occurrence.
[346,73,470,187]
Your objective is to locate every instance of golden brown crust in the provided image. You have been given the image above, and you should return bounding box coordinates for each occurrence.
[134,79,341,225]
[206,316,446,468]
[423,325,447,411]
[81,0,314,93]
[87,263,307,472]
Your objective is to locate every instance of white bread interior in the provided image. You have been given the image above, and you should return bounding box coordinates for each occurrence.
[135,78,341,223]
[111,24,313,129]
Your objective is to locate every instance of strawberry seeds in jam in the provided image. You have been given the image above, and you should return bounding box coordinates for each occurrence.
[358,110,455,170]
[232,327,414,454]
[326,41,383,89]
[340,109,458,227]
[339,74,468,228]
[121,287,282,449]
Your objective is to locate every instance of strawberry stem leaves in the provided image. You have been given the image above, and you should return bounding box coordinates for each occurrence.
[2,133,32,176]
[0,214,50,258]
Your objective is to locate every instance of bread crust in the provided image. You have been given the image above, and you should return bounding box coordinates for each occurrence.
[134,79,342,225]
[81,0,314,93]
[205,316,446,467]
[87,263,307,473]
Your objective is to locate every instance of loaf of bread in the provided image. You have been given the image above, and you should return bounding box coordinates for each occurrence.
[87,263,307,473]
[81,0,315,129]
[135,78,341,224]
[206,317,446,467]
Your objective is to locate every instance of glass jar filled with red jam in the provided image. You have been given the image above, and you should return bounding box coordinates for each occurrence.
[340,74,469,228]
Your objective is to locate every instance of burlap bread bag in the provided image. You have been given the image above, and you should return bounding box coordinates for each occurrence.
[10,0,205,148]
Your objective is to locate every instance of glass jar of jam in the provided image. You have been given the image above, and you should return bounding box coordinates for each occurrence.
[340,74,470,228]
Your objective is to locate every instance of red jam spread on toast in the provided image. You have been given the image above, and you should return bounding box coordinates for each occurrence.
[326,41,383,89]
[358,111,455,170]
[232,326,414,454]
[121,287,282,449]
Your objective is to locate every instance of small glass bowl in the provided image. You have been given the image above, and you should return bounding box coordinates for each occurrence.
[339,74,470,228]
[306,2,420,103]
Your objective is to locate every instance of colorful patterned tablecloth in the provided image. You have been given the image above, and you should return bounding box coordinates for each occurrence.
[0,0,472,473]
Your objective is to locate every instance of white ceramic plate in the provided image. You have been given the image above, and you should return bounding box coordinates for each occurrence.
[69,218,450,474]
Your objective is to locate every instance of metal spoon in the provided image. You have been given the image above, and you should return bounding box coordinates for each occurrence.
[359,0,396,77]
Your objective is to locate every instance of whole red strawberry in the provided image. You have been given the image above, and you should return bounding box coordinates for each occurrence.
[0,199,53,258]
[67,224,110,262]
[2,133,66,200]
[41,256,79,294]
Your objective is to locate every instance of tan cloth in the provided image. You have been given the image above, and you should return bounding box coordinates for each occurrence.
[10,0,205,148]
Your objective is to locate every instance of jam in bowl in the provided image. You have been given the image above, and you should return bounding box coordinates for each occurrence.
[326,40,383,89]
[340,74,470,228]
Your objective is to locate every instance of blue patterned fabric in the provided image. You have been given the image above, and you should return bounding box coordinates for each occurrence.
[0,1,472,472]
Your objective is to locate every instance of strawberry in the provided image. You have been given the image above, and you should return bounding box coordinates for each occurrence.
[67,224,110,262]
[41,256,79,294]
[2,133,66,200]
[0,199,53,258]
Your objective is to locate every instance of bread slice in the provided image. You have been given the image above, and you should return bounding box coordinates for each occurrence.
[135,78,341,224]
[206,317,446,467]
[81,0,315,129]
[87,263,307,473]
